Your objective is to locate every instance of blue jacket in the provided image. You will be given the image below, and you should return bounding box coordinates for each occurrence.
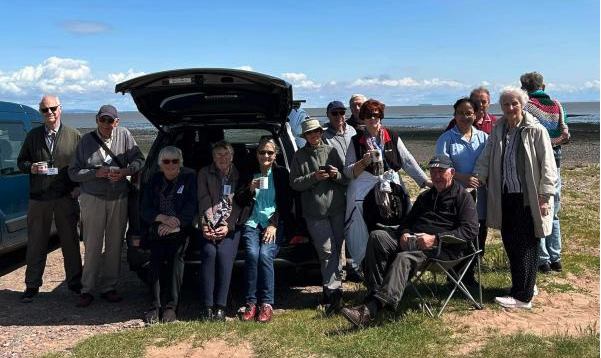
[141,167,198,229]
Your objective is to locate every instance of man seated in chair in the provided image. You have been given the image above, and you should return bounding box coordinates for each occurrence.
[341,154,478,328]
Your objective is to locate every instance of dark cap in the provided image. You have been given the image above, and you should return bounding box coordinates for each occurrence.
[428,154,454,169]
[326,101,346,113]
[97,104,118,119]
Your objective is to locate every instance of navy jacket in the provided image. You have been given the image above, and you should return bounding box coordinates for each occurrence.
[141,167,198,229]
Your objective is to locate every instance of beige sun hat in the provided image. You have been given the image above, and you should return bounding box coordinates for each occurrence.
[300,118,324,136]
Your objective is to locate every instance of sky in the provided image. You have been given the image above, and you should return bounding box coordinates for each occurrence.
[1,0,599,111]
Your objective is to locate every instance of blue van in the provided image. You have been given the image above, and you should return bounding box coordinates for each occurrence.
[0,101,42,254]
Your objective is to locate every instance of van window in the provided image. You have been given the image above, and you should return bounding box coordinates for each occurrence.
[0,122,27,176]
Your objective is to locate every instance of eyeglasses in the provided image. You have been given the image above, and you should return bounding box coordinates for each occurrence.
[259,150,275,156]
[161,158,180,165]
[40,105,60,114]
[98,116,115,124]
[330,110,345,116]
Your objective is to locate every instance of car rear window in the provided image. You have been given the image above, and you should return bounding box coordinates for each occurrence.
[224,128,272,144]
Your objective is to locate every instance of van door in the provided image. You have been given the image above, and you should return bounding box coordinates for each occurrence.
[0,121,29,250]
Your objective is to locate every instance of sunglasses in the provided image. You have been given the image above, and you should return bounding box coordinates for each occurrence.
[161,158,180,165]
[365,112,382,119]
[258,150,275,156]
[330,110,345,116]
[40,105,60,114]
[98,116,116,124]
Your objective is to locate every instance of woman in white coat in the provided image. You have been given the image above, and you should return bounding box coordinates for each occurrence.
[472,86,557,309]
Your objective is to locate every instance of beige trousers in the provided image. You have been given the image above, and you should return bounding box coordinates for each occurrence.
[79,193,128,294]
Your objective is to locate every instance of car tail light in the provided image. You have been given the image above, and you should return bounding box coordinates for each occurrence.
[288,235,309,245]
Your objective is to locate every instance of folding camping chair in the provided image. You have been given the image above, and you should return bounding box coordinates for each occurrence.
[408,234,483,318]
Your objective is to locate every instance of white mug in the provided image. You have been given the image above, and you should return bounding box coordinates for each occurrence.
[370,150,383,163]
[259,176,269,190]
[34,161,48,174]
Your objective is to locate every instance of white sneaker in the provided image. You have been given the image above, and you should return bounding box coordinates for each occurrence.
[533,285,538,296]
[494,296,532,309]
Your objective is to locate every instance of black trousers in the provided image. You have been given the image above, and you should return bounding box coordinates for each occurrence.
[501,193,539,303]
[149,236,188,310]
[364,228,427,309]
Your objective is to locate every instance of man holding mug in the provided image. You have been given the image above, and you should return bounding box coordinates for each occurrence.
[17,95,83,303]
[69,104,145,307]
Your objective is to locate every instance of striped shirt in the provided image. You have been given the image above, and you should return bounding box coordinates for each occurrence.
[502,127,522,193]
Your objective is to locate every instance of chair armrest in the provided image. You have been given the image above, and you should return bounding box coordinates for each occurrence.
[438,235,466,245]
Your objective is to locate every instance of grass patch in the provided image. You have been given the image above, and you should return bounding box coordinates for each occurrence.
[476,330,600,358]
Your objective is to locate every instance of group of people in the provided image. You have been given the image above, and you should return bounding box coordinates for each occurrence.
[16,70,568,328]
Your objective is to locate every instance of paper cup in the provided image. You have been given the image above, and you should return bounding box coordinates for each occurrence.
[259,177,269,189]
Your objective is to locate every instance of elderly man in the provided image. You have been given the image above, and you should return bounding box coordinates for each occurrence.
[520,71,570,274]
[341,155,478,327]
[346,94,367,129]
[69,104,145,307]
[17,95,83,303]
[445,87,497,134]
[321,100,362,282]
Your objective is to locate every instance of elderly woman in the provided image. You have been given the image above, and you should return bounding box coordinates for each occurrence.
[140,146,197,323]
[235,138,293,323]
[198,140,242,321]
[345,99,430,187]
[436,98,488,285]
[290,118,347,315]
[473,86,557,309]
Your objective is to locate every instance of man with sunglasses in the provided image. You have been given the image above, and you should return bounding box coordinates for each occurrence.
[17,95,83,303]
[321,101,363,283]
[69,104,145,307]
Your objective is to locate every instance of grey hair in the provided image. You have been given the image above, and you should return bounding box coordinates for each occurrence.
[520,71,544,93]
[39,94,60,107]
[349,94,367,105]
[469,86,490,100]
[499,86,529,107]
[257,137,280,155]
[158,146,183,167]
[212,140,234,156]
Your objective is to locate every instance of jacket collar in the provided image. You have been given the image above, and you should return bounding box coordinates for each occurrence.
[358,126,392,145]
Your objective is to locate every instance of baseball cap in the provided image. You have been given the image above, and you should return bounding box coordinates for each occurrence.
[428,154,454,169]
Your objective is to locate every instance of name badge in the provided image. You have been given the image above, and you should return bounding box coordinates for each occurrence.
[223,184,231,196]
[177,185,184,194]
[47,167,59,176]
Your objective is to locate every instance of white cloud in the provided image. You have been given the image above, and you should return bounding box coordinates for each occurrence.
[59,21,112,34]
[281,72,321,88]
[108,69,146,84]
[235,66,253,71]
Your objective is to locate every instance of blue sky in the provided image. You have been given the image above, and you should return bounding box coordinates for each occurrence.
[1,0,599,110]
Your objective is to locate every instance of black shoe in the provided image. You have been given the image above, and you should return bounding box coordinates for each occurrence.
[20,287,39,303]
[539,262,552,274]
[200,306,213,321]
[341,304,375,328]
[550,261,562,272]
[345,267,365,283]
[161,308,177,323]
[213,307,226,322]
[68,283,82,295]
[145,308,159,324]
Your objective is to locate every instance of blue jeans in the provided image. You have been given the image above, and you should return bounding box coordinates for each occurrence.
[242,223,283,304]
[199,230,240,307]
[539,165,562,265]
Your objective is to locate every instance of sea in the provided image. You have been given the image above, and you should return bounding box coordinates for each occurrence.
[61,102,600,130]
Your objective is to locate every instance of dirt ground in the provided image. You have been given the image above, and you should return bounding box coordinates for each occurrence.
[0,243,598,358]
